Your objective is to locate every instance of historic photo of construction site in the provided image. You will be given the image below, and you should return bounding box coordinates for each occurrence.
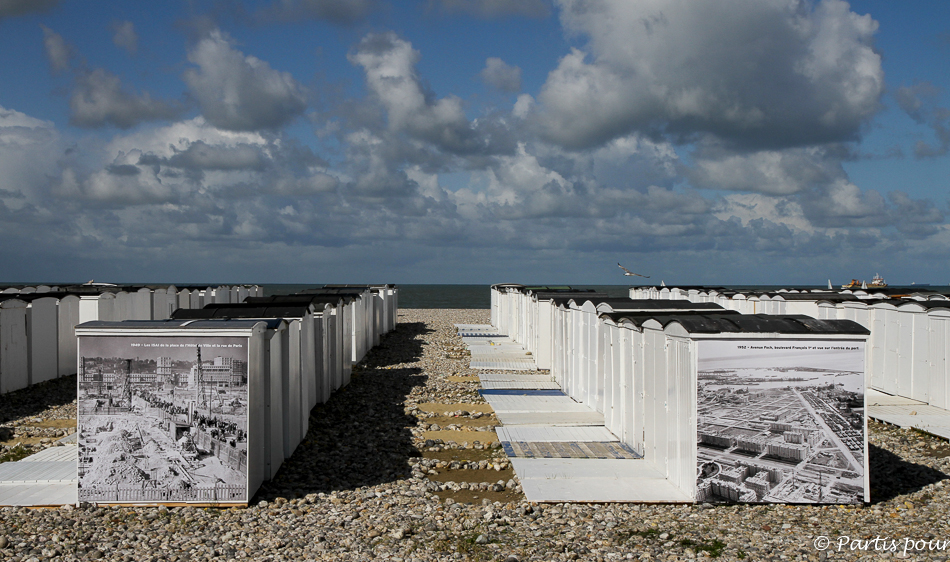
[77,335,249,504]
[695,340,865,504]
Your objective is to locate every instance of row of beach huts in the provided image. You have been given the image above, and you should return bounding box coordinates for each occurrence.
[488,283,950,504]
[0,283,270,395]
[0,283,397,506]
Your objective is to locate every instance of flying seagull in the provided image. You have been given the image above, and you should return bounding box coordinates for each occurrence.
[618,263,650,278]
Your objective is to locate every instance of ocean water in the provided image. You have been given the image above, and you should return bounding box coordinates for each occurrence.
[261,284,637,309]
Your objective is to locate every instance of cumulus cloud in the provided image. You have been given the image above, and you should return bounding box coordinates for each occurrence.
[183,29,308,131]
[431,0,549,18]
[0,0,58,19]
[0,105,60,204]
[536,0,884,150]
[40,25,71,73]
[140,140,269,173]
[111,20,138,55]
[686,144,847,195]
[348,32,515,156]
[480,58,522,93]
[70,68,183,129]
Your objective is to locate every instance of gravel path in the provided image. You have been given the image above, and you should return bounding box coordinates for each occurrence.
[1,308,949,561]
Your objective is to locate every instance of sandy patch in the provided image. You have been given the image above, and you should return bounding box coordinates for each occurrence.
[426,415,496,428]
[434,489,521,505]
[428,468,515,483]
[421,430,497,443]
[422,448,498,462]
[416,403,493,414]
[26,419,76,429]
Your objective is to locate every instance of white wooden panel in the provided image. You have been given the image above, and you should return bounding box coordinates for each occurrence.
[0,302,29,394]
[911,312,930,403]
[883,308,900,395]
[267,327,285,480]
[470,358,537,370]
[284,320,301,459]
[28,297,58,384]
[866,388,925,406]
[98,293,115,322]
[78,295,99,324]
[495,411,605,426]
[21,446,78,462]
[0,482,77,507]
[480,381,560,389]
[132,288,152,320]
[478,374,552,382]
[930,318,948,410]
[247,327,267,498]
[496,426,618,442]
[58,295,80,376]
[152,288,169,320]
[178,289,191,310]
[512,458,691,503]
[482,394,589,411]
[869,307,885,390]
[897,312,913,398]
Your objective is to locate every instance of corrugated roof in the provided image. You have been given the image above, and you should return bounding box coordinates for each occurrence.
[171,305,311,319]
[603,312,869,335]
[76,319,283,330]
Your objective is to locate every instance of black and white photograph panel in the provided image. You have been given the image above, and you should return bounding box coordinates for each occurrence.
[77,335,250,504]
[695,339,865,504]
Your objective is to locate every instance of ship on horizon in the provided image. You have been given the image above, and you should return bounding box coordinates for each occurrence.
[841,274,887,290]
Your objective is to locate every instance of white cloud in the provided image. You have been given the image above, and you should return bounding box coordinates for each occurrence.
[537,0,884,149]
[349,32,512,156]
[183,29,308,131]
[0,105,60,205]
[480,57,522,93]
[512,94,534,119]
[687,144,845,195]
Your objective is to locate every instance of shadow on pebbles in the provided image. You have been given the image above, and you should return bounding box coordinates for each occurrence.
[2,309,950,561]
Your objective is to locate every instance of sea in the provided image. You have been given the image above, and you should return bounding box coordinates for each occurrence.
[261,284,637,309]
[3,281,859,309]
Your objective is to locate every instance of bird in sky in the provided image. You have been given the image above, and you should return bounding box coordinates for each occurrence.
[618,263,650,278]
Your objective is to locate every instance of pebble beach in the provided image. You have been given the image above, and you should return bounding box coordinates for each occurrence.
[1,308,949,561]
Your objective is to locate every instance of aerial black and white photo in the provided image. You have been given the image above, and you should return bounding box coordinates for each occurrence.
[695,340,865,504]
[77,335,250,504]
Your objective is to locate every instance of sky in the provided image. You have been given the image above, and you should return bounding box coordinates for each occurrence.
[0,0,948,286]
